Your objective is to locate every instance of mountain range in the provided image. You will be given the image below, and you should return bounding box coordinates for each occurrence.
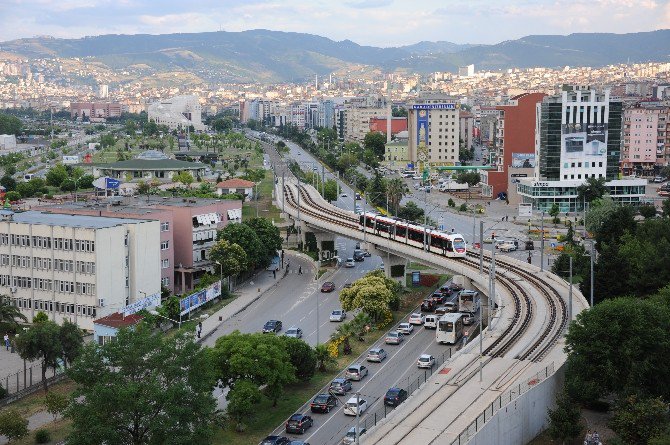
[1,29,669,83]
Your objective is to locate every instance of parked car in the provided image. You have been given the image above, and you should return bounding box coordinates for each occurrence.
[329,378,352,395]
[285,414,313,434]
[330,309,347,322]
[355,193,361,200]
[341,426,367,445]
[343,397,368,416]
[260,436,291,445]
[340,193,348,198]
[321,281,336,293]
[366,348,387,362]
[417,354,435,368]
[398,322,414,335]
[654,176,666,183]
[263,320,283,333]
[383,388,408,407]
[385,331,404,345]
[285,327,303,338]
[310,394,338,413]
[421,299,436,312]
[344,258,355,268]
[462,313,475,325]
[344,364,369,381]
[408,313,425,325]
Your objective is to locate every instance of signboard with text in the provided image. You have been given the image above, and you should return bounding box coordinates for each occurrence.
[179,281,222,316]
[412,103,456,110]
[121,292,161,316]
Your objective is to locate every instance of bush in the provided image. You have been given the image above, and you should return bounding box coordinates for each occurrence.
[34,428,51,444]
[459,203,468,212]
[448,198,455,207]
[0,382,6,399]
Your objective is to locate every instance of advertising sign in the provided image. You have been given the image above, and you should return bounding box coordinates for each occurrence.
[412,103,456,110]
[412,271,421,286]
[62,155,80,165]
[511,153,535,168]
[561,123,607,159]
[179,282,223,316]
[417,109,429,146]
[518,203,533,218]
[121,292,161,316]
[93,177,122,190]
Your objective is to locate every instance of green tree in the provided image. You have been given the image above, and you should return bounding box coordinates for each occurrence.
[208,239,248,280]
[639,204,657,219]
[577,177,607,204]
[549,203,560,224]
[45,390,69,420]
[100,133,116,148]
[339,272,397,323]
[158,296,181,323]
[594,205,636,249]
[136,180,151,197]
[217,223,264,269]
[314,343,336,372]
[337,153,359,172]
[0,297,28,333]
[323,179,338,203]
[226,380,261,431]
[1,174,16,191]
[14,321,62,392]
[546,391,583,445]
[278,336,317,381]
[0,113,23,135]
[663,198,670,219]
[585,197,617,234]
[386,178,407,215]
[609,395,669,445]
[397,201,425,223]
[173,171,194,188]
[33,311,49,323]
[0,409,28,442]
[66,327,216,445]
[332,320,358,355]
[243,218,282,267]
[60,320,83,369]
[5,191,20,202]
[455,171,480,187]
[459,147,474,163]
[363,131,386,159]
[46,164,68,187]
[366,171,387,208]
[211,117,233,133]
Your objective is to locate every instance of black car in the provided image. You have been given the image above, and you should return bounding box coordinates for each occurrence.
[353,250,365,262]
[384,387,408,407]
[263,320,283,333]
[430,292,446,305]
[285,413,313,434]
[421,299,435,312]
[310,393,338,413]
[260,436,291,445]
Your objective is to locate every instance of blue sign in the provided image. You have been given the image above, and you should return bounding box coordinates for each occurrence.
[179,282,223,316]
[412,271,421,286]
[417,109,429,146]
[407,163,414,169]
[551,242,557,248]
[105,178,121,189]
[412,103,456,110]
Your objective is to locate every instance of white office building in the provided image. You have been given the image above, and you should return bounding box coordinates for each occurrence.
[0,211,161,331]
[407,94,460,166]
[148,95,206,131]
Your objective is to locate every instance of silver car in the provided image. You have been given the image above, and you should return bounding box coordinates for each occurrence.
[366,348,387,363]
[284,327,303,338]
[344,364,369,381]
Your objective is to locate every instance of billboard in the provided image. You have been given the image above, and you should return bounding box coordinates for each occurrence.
[93,177,122,190]
[121,292,161,316]
[412,103,456,110]
[416,109,429,146]
[179,281,222,316]
[511,153,535,168]
[561,123,607,160]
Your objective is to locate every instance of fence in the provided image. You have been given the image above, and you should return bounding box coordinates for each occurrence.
[1,361,65,403]
[448,361,556,445]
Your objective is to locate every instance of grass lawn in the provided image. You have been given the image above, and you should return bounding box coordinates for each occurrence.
[5,379,77,419]
[407,261,431,271]
[13,418,71,445]
[242,170,283,222]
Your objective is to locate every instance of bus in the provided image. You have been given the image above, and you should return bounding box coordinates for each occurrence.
[458,290,480,314]
[436,313,464,344]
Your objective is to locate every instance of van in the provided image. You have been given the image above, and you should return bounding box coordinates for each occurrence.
[424,314,438,329]
[23,174,35,182]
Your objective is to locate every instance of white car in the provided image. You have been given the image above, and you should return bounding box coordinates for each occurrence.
[343,397,368,416]
[417,354,435,368]
[408,313,425,325]
[345,258,355,268]
[330,309,347,322]
[499,243,517,252]
[284,327,303,338]
[397,323,414,335]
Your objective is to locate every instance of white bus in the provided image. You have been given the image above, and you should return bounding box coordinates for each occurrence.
[458,290,480,314]
[436,313,464,344]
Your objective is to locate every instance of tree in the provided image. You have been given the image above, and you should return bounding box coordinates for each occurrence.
[173,171,194,188]
[609,395,669,445]
[577,177,607,204]
[217,223,264,269]
[46,164,68,187]
[332,320,358,355]
[546,391,583,445]
[5,191,20,202]
[397,201,425,223]
[14,321,62,392]
[594,205,636,249]
[337,153,359,172]
[278,336,317,381]
[585,197,617,234]
[100,133,116,148]
[386,178,407,215]
[208,239,248,280]
[45,390,69,420]
[0,297,28,333]
[366,171,387,208]
[226,380,261,431]
[136,180,151,197]
[455,171,480,187]
[314,343,336,372]
[0,409,28,442]
[663,198,670,219]
[548,203,560,224]
[0,113,23,135]
[158,296,181,323]
[339,272,398,324]
[66,327,216,445]
[639,204,657,219]
[459,147,474,163]
[323,179,338,203]
[33,311,49,323]
[211,117,233,133]
[60,320,83,369]
[363,131,386,159]
[0,174,16,191]
[243,217,282,267]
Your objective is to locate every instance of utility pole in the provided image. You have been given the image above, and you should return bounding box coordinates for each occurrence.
[281,173,285,212]
[321,164,325,197]
[540,211,545,272]
[590,240,594,307]
[356,392,361,445]
[489,239,496,331]
[479,310,483,382]
[479,221,484,274]
[569,256,573,322]
[255,183,259,218]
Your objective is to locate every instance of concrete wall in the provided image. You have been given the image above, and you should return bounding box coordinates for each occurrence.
[468,365,564,445]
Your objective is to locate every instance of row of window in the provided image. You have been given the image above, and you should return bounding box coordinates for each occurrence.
[0,255,96,274]
[562,173,604,180]
[8,297,97,318]
[0,235,96,252]
[0,275,96,295]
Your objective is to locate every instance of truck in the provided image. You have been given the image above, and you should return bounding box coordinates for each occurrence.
[63,155,80,165]
[438,182,469,192]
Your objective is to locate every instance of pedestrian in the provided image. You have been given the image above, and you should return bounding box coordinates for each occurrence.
[462,330,468,347]
[273,269,276,279]
[196,322,202,339]
[3,333,9,351]
[451,228,455,233]
[298,265,302,274]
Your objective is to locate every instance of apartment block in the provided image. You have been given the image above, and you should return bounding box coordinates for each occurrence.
[621,103,669,176]
[0,210,160,331]
[343,107,386,142]
[407,93,460,166]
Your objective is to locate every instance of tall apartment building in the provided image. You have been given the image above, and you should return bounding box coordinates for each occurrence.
[37,197,242,294]
[343,107,386,142]
[517,86,646,211]
[480,93,546,200]
[621,103,669,176]
[407,94,460,166]
[148,95,206,131]
[0,210,160,331]
[459,111,475,150]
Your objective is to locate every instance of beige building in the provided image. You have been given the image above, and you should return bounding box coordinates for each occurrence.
[408,94,460,167]
[0,210,161,331]
[343,107,386,142]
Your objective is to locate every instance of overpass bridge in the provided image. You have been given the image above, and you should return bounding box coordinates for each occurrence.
[275,177,588,444]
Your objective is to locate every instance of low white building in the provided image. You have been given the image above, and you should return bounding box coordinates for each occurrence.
[0,134,16,150]
[148,95,206,131]
[0,210,161,331]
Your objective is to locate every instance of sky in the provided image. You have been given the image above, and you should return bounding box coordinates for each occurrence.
[0,0,668,46]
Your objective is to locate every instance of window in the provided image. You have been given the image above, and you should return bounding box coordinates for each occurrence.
[161,277,170,287]
[161,222,169,232]
[161,241,169,250]
[161,259,170,269]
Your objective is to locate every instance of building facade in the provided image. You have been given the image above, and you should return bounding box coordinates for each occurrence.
[459,111,474,150]
[148,95,206,131]
[343,107,386,142]
[407,94,460,167]
[70,102,122,120]
[369,117,408,137]
[0,210,160,331]
[621,103,669,176]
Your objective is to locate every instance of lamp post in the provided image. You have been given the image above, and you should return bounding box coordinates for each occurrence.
[356,392,361,445]
[215,260,225,291]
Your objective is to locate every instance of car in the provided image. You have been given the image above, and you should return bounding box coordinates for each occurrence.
[340,193,348,197]
[462,313,475,325]
[398,323,414,335]
[421,299,436,312]
[440,302,458,313]
[366,348,387,362]
[383,388,408,407]
[321,281,336,293]
[435,306,448,315]
[476,157,481,162]
[310,393,338,413]
[412,175,421,180]
[499,243,517,252]
[343,283,353,289]
[260,436,291,445]
[408,313,425,325]
[329,378,352,395]
[285,413,313,434]
[344,258,355,268]
[430,292,446,305]
[341,426,367,444]
[330,309,347,322]
[355,193,361,200]
[263,320,283,333]
[353,250,365,262]
[289,441,311,445]
[385,331,404,345]
[417,354,435,368]
[441,283,463,294]
[363,250,371,257]
[424,314,438,329]
[285,327,303,338]
[654,176,666,183]
[344,364,369,381]
[379,262,385,270]
[343,397,368,416]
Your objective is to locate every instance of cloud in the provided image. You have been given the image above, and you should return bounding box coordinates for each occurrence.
[344,0,394,8]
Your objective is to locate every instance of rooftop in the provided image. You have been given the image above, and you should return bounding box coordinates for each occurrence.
[37,196,242,214]
[94,312,144,329]
[217,178,256,188]
[96,159,208,170]
[10,210,151,228]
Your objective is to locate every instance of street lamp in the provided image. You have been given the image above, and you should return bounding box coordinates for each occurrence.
[149,309,182,329]
[215,260,225,291]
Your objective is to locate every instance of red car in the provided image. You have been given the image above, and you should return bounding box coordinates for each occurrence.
[321,281,336,293]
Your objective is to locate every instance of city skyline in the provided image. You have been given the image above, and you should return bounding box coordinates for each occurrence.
[0,0,668,46]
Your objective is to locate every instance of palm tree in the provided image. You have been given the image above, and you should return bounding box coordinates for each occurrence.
[315,344,336,372]
[332,321,357,355]
[386,178,408,216]
[0,297,27,334]
[350,313,373,341]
